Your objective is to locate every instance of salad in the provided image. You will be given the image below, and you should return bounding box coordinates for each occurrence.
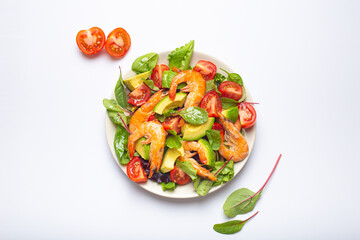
[103,40,257,196]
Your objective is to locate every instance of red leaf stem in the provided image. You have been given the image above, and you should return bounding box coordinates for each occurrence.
[214,156,233,176]
[117,112,131,134]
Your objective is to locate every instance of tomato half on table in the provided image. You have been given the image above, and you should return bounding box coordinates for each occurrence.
[238,103,257,129]
[128,83,151,106]
[162,116,182,134]
[170,166,191,185]
[127,157,148,183]
[200,91,222,117]
[219,81,243,101]
[193,60,217,80]
[76,27,106,55]
[105,28,131,58]
[151,64,170,88]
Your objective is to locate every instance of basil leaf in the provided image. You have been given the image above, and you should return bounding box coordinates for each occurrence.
[220,68,243,86]
[168,40,194,70]
[114,125,130,165]
[213,212,258,235]
[206,129,221,150]
[175,159,198,181]
[114,69,129,109]
[132,52,159,74]
[223,188,262,217]
[179,107,208,125]
[161,182,176,191]
[162,70,178,88]
[205,79,216,92]
[221,97,238,110]
[165,134,182,149]
[214,73,226,84]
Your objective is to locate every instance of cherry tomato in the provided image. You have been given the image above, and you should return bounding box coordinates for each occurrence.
[193,60,217,80]
[105,28,131,58]
[151,64,170,88]
[127,157,148,183]
[238,103,257,129]
[170,165,191,185]
[76,27,105,55]
[147,115,156,122]
[200,91,222,117]
[212,123,224,144]
[162,116,181,134]
[128,83,151,106]
[219,81,243,101]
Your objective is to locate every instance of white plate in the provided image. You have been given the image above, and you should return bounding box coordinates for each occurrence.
[105,51,256,199]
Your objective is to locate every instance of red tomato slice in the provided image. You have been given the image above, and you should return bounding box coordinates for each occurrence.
[128,83,151,106]
[151,64,170,88]
[212,123,224,144]
[105,28,131,58]
[127,157,148,183]
[162,116,181,134]
[219,81,243,101]
[76,27,105,55]
[147,115,156,122]
[238,103,257,129]
[200,91,222,117]
[193,60,217,80]
[170,166,191,185]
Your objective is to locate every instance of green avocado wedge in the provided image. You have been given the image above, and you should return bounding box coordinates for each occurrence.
[181,117,215,141]
[221,106,239,123]
[198,139,215,168]
[123,71,152,91]
[135,137,150,160]
[153,92,187,114]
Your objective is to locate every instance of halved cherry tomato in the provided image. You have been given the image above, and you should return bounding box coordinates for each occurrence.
[128,83,151,106]
[212,123,224,144]
[200,91,222,117]
[238,103,257,129]
[147,115,156,122]
[76,27,105,55]
[170,165,191,185]
[151,64,170,88]
[219,81,243,101]
[193,60,217,80]
[105,28,131,58]
[127,157,148,183]
[162,116,181,134]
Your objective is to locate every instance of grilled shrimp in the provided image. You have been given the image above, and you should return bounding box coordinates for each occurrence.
[129,89,168,133]
[182,141,208,165]
[169,70,206,109]
[128,120,167,178]
[218,113,249,162]
[178,157,217,181]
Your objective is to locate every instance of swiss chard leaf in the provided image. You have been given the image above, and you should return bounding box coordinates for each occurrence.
[220,68,243,86]
[179,107,208,125]
[165,134,182,149]
[168,40,194,70]
[103,99,125,113]
[206,129,221,150]
[114,125,130,165]
[223,188,261,217]
[214,73,226,84]
[114,68,129,109]
[213,211,258,234]
[132,52,159,74]
[107,111,127,126]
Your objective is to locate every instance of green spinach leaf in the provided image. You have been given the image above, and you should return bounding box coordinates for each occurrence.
[165,134,182,149]
[205,79,216,92]
[168,40,194,70]
[132,52,159,74]
[220,68,243,86]
[221,97,238,110]
[179,107,208,125]
[114,68,129,109]
[162,70,178,88]
[214,73,226,84]
[213,211,258,234]
[114,125,130,165]
[206,129,221,150]
[161,182,176,191]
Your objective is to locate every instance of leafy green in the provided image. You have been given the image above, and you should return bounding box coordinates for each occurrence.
[161,182,176,191]
[165,134,182,149]
[206,129,221,151]
[220,97,238,110]
[103,99,126,113]
[167,129,177,135]
[223,188,262,217]
[114,125,130,165]
[175,159,198,181]
[168,40,194,70]
[205,79,216,92]
[214,73,226,84]
[213,212,258,234]
[220,68,243,86]
[162,70,178,88]
[132,52,159,74]
[107,111,127,126]
[143,79,159,91]
[179,107,208,125]
[222,106,239,123]
[114,68,129,109]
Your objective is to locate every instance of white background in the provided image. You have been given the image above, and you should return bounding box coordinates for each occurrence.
[1,0,360,239]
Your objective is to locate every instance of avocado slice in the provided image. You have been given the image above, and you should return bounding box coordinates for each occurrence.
[135,137,150,160]
[198,139,215,168]
[153,92,187,114]
[181,117,215,141]
[123,70,152,91]
[160,147,184,173]
[221,106,239,123]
